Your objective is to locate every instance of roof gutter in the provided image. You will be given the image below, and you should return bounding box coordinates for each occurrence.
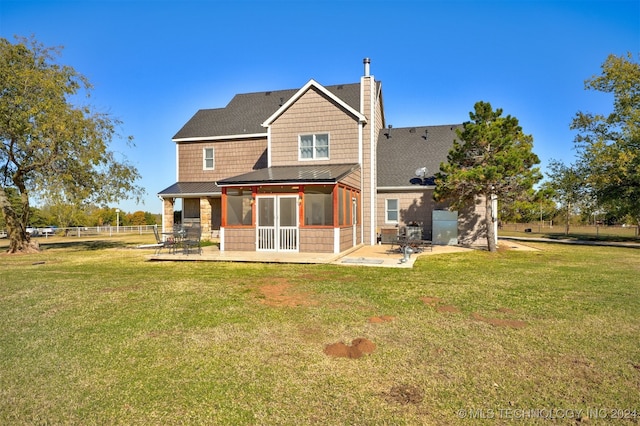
[377,185,436,192]
[157,192,221,198]
[173,133,267,142]
[216,179,338,187]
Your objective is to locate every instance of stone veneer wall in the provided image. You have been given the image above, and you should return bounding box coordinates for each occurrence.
[199,198,212,238]
[163,198,175,232]
[210,198,221,238]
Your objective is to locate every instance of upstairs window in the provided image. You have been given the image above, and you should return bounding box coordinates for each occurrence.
[299,133,329,160]
[203,147,214,170]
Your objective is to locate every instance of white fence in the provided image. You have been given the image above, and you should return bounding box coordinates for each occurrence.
[10,225,158,238]
[501,223,639,238]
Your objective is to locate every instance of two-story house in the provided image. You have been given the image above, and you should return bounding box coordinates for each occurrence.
[158,58,487,254]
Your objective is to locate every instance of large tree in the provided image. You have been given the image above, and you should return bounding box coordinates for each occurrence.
[435,101,541,251]
[572,52,640,230]
[499,187,556,226]
[0,36,144,253]
[543,160,591,235]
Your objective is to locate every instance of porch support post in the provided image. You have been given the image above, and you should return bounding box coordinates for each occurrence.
[162,197,175,233]
[220,188,226,251]
[200,197,212,238]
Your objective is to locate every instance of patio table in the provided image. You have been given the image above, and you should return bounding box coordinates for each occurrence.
[162,229,186,254]
[394,235,432,253]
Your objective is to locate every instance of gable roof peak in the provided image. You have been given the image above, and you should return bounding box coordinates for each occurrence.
[261,79,367,127]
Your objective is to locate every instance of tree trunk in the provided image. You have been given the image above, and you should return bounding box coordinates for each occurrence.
[565,202,571,235]
[0,186,40,254]
[486,194,497,252]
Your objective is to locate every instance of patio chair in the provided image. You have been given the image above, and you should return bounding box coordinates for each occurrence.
[152,224,177,254]
[182,226,202,255]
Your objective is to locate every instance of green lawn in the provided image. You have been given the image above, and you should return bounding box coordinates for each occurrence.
[1,236,639,424]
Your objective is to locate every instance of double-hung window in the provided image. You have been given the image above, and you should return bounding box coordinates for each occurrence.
[299,133,329,160]
[385,199,399,223]
[203,147,214,170]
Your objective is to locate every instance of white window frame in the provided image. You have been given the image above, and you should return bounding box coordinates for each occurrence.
[385,198,399,224]
[298,133,329,160]
[203,147,215,170]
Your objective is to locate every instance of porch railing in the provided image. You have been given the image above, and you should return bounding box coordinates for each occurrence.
[257,226,298,251]
[279,227,298,251]
[257,227,275,251]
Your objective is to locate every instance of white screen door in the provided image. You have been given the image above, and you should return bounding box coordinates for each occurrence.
[257,196,298,252]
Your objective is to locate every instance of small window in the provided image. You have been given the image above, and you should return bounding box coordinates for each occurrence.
[299,133,329,160]
[386,199,399,223]
[203,147,214,170]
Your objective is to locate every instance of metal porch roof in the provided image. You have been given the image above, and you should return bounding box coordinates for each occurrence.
[216,164,360,186]
[158,181,221,197]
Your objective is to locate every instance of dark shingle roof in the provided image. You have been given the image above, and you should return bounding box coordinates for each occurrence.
[217,164,359,186]
[376,125,462,188]
[173,83,364,140]
[158,181,220,197]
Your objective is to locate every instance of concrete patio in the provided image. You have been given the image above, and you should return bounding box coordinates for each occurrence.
[146,242,479,268]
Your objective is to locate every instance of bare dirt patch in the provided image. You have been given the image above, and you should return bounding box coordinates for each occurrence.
[257,279,317,307]
[436,305,461,313]
[422,296,526,326]
[369,315,395,323]
[384,384,424,405]
[421,296,461,313]
[298,272,355,283]
[471,312,528,329]
[420,296,441,306]
[324,338,376,359]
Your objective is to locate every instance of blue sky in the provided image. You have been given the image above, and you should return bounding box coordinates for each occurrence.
[1,0,638,214]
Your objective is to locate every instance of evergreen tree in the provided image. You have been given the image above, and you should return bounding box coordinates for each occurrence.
[435,101,541,251]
